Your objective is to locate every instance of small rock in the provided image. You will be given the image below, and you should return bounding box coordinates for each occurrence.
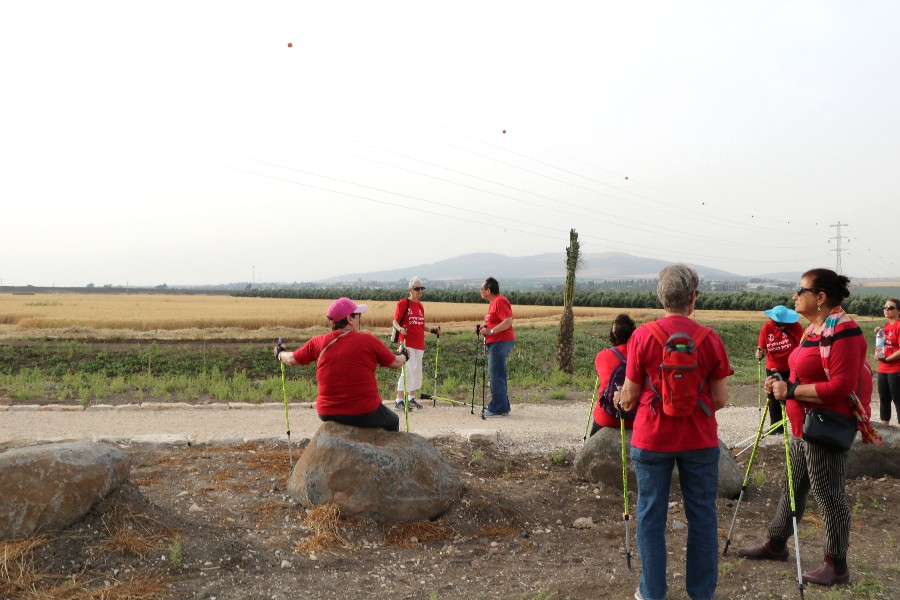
[572,517,595,529]
[280,560,290,568]
[189,503,204,513]
[671,519,687,531]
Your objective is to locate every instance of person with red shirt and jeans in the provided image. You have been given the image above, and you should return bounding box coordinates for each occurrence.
[276,297,408,432]
[617,264,732,600]
[738,269,874,587]
[755,305,804,434]
[478,277,515,417]
[876,297,900,425]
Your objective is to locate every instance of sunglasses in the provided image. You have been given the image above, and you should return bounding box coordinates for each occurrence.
[795,287,822,296]
[884,306,899,311]
[412,286,426,291]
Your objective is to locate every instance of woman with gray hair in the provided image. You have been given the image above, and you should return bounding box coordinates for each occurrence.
[617,264,732,600]
[391,277,441,411]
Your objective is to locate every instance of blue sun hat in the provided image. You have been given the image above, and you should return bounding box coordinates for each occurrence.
[763,305,800,324]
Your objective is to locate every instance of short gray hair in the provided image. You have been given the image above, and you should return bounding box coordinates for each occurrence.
[408,276,423,290]
[657,264,699,312]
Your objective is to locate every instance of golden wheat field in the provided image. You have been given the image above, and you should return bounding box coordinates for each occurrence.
[0,292,769,340]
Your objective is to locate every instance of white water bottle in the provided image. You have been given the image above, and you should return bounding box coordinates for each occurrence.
[875,328,886,360]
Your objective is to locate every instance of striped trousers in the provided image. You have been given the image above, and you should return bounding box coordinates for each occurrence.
[766,436,851,559]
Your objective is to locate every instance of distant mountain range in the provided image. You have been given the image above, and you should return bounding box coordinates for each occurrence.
[324,252,799,284]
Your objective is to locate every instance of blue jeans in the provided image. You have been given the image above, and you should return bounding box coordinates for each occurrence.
[486,340,514,414]
[631,446,720,600]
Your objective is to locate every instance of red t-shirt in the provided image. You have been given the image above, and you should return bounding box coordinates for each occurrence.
[626,316,733,452]
[292,330,397,416]
[786,318,872,437]
[593,344,634,429]
[878,320,900,374]
[758,320,804,372]
[483,294,514,344]
[394,298,426,350]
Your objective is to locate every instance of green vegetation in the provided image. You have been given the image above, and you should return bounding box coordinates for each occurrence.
[0,318,778,405]
[236,287,891,317]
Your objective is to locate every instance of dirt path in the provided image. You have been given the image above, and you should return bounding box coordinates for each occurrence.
[0,402,774,453]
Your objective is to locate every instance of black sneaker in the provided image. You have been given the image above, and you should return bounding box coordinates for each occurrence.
[394,401,405,411]
[408,398,424,409]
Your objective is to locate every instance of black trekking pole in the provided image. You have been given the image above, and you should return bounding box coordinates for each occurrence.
[772,373,805,598]
[619,397,632,570]
[723,393,777,556]
[276,338,293,473]
[470,326,481,414]
[581,376,600,447]
[431,332,440,407]
[480,334,487,419]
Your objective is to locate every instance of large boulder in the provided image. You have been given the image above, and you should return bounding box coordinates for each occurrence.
[574,429,742,498]
[0,441,130,540]
[288,422,461,523]
[847,424,900,479]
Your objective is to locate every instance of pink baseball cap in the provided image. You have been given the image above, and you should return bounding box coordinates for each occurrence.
[326,297,368,321]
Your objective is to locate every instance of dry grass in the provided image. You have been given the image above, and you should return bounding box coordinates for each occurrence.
[0,292,768,342]
[294,503,351,555]
[96,502,175,560]
[384,521,455,547]
[0,534,170,600]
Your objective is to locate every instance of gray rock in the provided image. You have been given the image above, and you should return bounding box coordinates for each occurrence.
[287,422,461,523]
[0,441,130,540]
[574,430,742,498]
[847,423,900,479]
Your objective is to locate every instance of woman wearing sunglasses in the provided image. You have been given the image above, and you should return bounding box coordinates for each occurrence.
[876,298,900,425]
[738,269,875,587]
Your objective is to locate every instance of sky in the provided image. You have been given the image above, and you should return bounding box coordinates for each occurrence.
[2,1,898,287]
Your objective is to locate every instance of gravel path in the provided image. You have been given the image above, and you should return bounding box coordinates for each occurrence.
[0,402,781,453]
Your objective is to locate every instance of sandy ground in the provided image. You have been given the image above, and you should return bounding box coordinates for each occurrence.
[0,402,778,453]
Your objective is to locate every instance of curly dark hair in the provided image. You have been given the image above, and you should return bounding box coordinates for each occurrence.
[609,314,637,346]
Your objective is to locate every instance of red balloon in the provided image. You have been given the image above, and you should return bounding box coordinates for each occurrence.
[287,42,293,48]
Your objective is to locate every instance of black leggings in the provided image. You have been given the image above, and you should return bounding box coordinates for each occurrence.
[877,372,900,423]
[319,404,400,432]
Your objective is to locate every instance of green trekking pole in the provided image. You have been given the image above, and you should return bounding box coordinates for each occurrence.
[620,398,632,570]
[581,376,600,447]
[757,356,763,414]
[723,393,775,555]
[773,374,804,598]
[431,333,440,407]
[276,338,293,472]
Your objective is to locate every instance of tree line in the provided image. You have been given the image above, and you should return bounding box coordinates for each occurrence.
[234,288,890,317]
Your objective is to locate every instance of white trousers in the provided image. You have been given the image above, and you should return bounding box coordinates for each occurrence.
[396,347,425,395]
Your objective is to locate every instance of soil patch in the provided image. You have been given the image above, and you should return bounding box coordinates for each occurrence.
[5,438,899,599]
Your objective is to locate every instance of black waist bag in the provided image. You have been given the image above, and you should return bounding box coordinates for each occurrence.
[802,408,857,451]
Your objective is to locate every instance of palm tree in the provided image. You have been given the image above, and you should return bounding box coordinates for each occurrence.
[556,229,581,374]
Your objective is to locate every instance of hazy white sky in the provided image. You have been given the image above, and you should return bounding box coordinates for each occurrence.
[2,1,898,287]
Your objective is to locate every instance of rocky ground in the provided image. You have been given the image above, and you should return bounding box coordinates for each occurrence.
[2,388,899,599]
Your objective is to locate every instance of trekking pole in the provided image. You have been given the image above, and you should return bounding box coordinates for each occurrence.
[431,333,440,407]
[401,342,410,433]
[581,376,600,447]
[470,327,480,414]
[276,338,293,472]
[480,335,487,419]
[619,396,632,570]
[757,357,763,414]
[772,374,804,598]
[723,393,774,556]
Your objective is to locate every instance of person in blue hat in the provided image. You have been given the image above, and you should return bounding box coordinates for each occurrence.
[755,305,804,433]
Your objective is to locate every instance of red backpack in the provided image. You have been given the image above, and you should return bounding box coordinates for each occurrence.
[644,321,713,418]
